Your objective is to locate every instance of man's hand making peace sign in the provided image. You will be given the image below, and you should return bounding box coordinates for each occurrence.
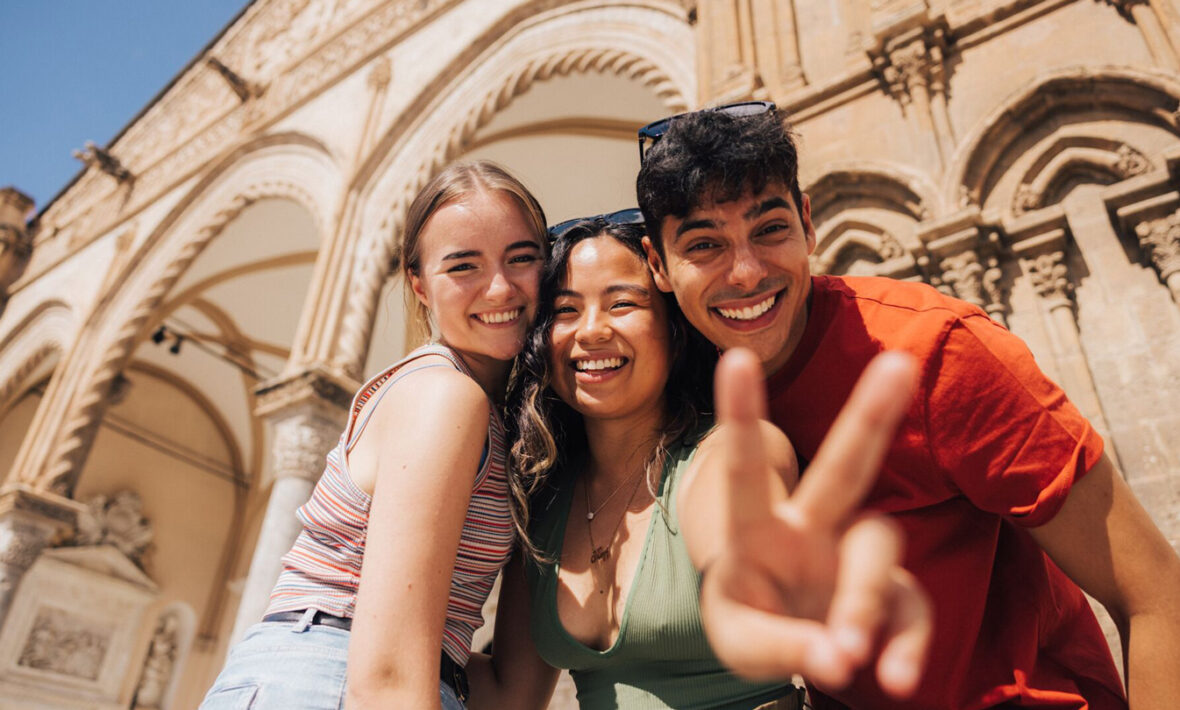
[679,349,932,699]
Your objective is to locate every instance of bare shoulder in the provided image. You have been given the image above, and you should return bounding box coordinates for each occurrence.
[369,362,489,432]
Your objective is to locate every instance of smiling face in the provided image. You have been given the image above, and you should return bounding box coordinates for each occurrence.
[646,184,816,376]
[410,189,543,374]
[549,236,672,424]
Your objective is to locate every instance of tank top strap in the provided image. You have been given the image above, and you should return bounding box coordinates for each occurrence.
[341,343,470,453]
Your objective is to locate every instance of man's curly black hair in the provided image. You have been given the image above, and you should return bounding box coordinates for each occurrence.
[636,109,805,255]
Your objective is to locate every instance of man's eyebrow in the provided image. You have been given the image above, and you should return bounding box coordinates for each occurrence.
[744,196,792,221]
[674,218,717,241]
[441,249,480,261]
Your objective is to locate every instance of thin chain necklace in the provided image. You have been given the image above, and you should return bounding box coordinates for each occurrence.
[584,470,646,565]
[584,467,644,521]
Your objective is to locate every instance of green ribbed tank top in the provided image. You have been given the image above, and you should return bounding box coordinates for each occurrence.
[525,440,790,710]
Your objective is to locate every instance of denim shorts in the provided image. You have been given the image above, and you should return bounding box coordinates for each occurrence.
[199,612,466,709]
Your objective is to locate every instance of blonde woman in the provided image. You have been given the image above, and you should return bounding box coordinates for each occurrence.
[201,161,547,710]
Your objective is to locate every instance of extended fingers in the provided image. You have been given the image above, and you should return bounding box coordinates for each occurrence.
[792,352,918,529]
[700,556,854,688]
[714,348,776,528]
[875,569,932,698]
[826,514,904,665]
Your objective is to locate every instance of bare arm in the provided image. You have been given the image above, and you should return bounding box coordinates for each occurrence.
[345,368,489,710]
[1028,454,1180,709]
[465,554,560,710]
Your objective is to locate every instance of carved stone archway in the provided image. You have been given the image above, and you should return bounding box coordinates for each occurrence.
[16,137,340,495]
[330,0,696,376]
[948,66,1180,210]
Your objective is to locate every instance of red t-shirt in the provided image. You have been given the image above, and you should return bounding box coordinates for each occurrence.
[767,275,1126,710]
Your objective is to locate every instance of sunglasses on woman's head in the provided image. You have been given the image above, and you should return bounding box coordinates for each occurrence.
[547,207,644,242]
[637,100,777,163]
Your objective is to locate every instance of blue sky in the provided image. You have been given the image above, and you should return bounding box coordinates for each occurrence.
[1,1,250,215]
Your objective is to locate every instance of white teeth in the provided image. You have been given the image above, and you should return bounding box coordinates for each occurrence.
[476,308,522,324]
[575,357,625,372]
[717,294,776,321]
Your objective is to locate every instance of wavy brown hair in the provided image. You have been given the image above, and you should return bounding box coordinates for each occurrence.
[507,218,717,562]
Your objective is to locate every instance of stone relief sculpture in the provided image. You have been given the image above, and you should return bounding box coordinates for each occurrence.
[17,607,113,681]
[76,490,154,566]
[133,612,179,709]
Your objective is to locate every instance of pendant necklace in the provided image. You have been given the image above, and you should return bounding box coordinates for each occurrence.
[584,470,646,566]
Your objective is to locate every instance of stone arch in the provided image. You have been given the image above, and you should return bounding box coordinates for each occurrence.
[948,66,1180,210]
[0,301,75,416]
[806,162,941,226]
[27,134,342,493]
[806,163,933,280]
[813,219,914,278]
[332,0,696,376]
[1010,136,1153,215]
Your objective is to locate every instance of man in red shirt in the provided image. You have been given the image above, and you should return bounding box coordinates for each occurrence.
[636,103,1180,708]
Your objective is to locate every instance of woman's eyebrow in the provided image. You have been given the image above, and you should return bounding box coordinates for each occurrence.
[506,240,541,251]
[441,249,481,261]
[605,284,650,297]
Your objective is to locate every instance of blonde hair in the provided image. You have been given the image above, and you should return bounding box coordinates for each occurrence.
[396,161,548,345]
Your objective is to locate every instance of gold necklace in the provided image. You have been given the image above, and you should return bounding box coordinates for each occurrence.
[584,471,646,565]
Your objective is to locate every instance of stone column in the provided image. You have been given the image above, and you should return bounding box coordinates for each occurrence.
[867,10,954,169]
[1018,245,1121,468]
[1133,209,1180,303]
[1106,0,1180,70]
[228,368,353,644]
[0,485,82,628]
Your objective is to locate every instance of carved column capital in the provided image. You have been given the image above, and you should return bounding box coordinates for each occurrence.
[868,15,950,107]
[0,485,85,624]
[938,250,986,307]
[1134,209,1180,282]
[1022,250,1074,307]
[254,367,355,485]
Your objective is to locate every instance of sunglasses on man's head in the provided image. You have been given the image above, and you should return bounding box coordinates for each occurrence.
[637,100,777,163]
[547,207,644,242]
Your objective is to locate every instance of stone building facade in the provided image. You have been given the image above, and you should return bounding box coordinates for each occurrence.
[0,0,1178,707]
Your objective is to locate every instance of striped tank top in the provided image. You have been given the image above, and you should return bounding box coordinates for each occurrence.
[266,343,515,666]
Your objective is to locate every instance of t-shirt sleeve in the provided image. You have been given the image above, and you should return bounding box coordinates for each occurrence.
[924,315,1104,527]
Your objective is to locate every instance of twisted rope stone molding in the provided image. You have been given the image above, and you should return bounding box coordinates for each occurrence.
[333,44,691,378]
[29,180,322,495]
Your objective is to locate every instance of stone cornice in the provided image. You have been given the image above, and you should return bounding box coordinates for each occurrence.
[253,365,359,418]
[0,484,85,529]
[32,0,463,270]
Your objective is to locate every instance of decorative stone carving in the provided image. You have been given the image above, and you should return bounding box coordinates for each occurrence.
[17,607,113,680]
[72,142,134,184]
[1023,251,1074,304]
[1013,183,1041,216]
[206,57,265,102]
[0,188,35,297]
[132,613,178,708]
[271,415,340,482]
[868,19,950,108]
[0,546,158,708]
[1114,143,1151,178]
[1134,209,1180,287]
[879,233,906,260]
[75,491,153,566]
[1101,0,1148,21]
[939,250,986,306]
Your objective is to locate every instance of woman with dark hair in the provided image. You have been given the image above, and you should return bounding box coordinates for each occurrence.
[465,212,802,709]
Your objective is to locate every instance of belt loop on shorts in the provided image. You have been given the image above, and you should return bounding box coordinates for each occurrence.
[293,607,316,633]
